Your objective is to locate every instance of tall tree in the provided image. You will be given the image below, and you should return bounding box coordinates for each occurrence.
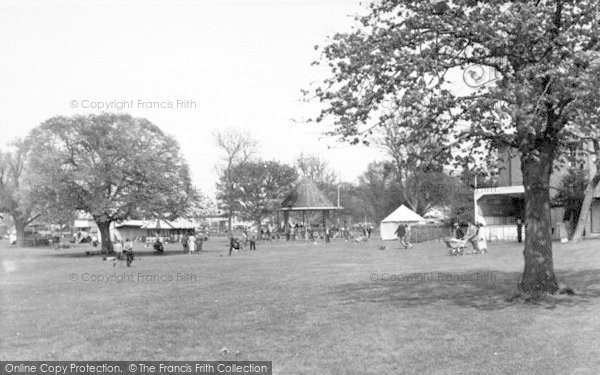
[309,0,600,295]
[225,160,298,229]
[27,113,198,253]
[214,129,257,237]
[0,140,41,246]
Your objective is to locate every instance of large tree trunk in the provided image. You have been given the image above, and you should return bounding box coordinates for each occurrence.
[14,217,26,247]
[518,149,559,295]
[96,220,113,255]
[572,141,600,243]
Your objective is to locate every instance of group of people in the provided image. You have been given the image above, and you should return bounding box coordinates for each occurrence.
[181,232,203,254]
[451,221,487,253]
[229,229,258,256]
[112,238,134,266]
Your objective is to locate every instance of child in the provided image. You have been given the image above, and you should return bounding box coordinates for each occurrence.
[153,238,164,254]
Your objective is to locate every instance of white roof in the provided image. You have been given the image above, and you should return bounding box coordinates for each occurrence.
[115,220,145,228]
[381,205,426,223]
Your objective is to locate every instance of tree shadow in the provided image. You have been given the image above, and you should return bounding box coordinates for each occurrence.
[328,269,600,311]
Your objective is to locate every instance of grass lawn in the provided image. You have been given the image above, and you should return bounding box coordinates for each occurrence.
[1,236,600,374]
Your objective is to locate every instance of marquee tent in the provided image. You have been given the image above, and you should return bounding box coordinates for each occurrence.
[380,205,426,240]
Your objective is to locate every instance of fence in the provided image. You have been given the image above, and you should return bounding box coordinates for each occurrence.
[409,224,451,243]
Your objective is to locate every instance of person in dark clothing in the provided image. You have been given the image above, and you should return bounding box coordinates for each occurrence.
[395,224,411,248]
[249,231,257,250]
[453,222,466,239]
[516,218,523,243]
[153,238,164,254]
[182,233,189,254]
[366,226,372,239]
[229,237,240,256]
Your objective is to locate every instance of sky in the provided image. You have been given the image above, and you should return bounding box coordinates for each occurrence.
[0,0,387,196]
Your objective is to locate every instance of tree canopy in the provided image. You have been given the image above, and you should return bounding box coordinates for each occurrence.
[27,113,198,252]
[221,160,298,228]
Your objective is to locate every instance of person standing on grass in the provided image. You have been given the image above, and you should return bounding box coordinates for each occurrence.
[472,223,487,253]
[395,224,406,248]
[395,224,412,249]
[325,225,331,243]
[188,233,196,253]
[404,225,413,248]
[242,228,248,247]
[182,232,189,254]
[114,239,123,258]
[249,230,257,250]
[123,238,134,266]
[195,235,203,252]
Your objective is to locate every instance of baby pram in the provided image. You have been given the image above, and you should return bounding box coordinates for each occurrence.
[444,224,479,256]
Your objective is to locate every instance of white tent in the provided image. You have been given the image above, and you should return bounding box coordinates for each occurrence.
[380,205,427,240]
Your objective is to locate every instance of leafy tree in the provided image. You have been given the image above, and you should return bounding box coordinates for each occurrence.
[309,0,600,294]
[214,129,257,237]
[0,140,41,246]
[225,160,298,228]
[403,170,460,216]
[294,153,338,187]
[27,113,198,253]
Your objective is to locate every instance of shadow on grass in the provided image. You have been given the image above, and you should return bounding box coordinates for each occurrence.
[329,269,600,311]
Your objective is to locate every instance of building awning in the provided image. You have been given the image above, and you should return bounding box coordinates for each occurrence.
[474,185,525,201]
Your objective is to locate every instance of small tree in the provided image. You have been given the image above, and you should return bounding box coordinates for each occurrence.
[226,160,298,229]
[214,129,257,237]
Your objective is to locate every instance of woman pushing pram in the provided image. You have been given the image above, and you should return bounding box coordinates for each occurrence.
[444,222,486,256]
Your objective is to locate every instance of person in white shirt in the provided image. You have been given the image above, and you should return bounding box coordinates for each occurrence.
[113,240,123,258]
[188,234,196,253]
